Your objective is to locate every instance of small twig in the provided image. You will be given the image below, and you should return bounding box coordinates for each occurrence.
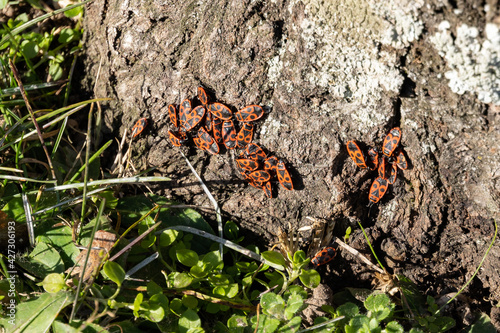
[334,237,384,274]
[9,59,57,181]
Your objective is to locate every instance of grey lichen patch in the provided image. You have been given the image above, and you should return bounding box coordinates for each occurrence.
[430,21,500,105]
[268,0,423,111]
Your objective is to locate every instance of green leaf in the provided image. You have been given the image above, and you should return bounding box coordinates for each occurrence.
[365,293,391,311]
[173,272,193,289]
[133,293,144,317]
[49,62,63,80]
[147,281,163,296]
[466,313,496,333]
[143,302,165,322]
[40,273,65,293]
[64,5,83,17]
[182,295,198,309]
[176,249,199,267]
[299,269,321,288]
[224,221,239,240]
[292,250,307,264]
[284,293,303,320]
[261,293,285,319]
[337,302,359,318]
[178,309,201,333]
[58,28,75,43]
[159,229,179,247]
[261,251,287,268]
[116,196,214,252]
[278,316,301,332]
[0,0,8,10]
[251,315,280,332]
[150,293,169,313]
[30,242,65,274]
[385,321,404,333]
[20,40,39,59]
[0,291,74,332]
[346,315,371,331]
[227,314,248,329]
[103,261,125,286]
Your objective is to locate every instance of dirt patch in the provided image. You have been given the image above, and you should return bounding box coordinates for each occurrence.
[81,0,500,329]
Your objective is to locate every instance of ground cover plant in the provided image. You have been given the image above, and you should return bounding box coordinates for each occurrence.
[0,1,499,332]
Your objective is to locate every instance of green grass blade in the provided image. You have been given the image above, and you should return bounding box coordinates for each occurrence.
[0,0,94,49]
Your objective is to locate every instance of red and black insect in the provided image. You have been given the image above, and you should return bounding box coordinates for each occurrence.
[212,117,224,143]
[367,147,379,171]
[382,127,401,157]
[197,87,209,106]
[264,155,278,171]
[132,118,147,138]
[193,136,206,151]
[276,160,293,191]
[168,130,187,147]
[179,99,192,128]
[346,140,368,169]
[235,105,264,122]
[183,105,206,131]
[222,120,237,149]
[377,157,387,179]
[236,158,259,171]
[311,247,336,267]
[168,104,178,128]
[249,170,271,184]
[387,163,398,184]
[237,123,254,148]
[246,143,267,161]
[205,111,213,132]
[395,149,408,170]
[262,181,273,198]
[197,127,219,155]
[209,103,233,120]
[369,177,389,203]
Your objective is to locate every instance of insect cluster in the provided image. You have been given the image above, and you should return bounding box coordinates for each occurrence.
[166,87,294,198]
[347,127,408,203]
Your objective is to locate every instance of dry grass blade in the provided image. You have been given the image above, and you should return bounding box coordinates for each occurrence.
[334,236,384,274]
[180,151,224,258]
[9,59,56,180]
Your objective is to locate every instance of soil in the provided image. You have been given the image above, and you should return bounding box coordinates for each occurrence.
[80,0,500,330]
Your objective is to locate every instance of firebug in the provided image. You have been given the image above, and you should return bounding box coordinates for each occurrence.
[212,117,224,143]
[183,105,206,131]
[197,127,219,155]
[395,149,408,170]
[236,158,259,171]
[263,181,273,198]
[168,104,178,128]
[264,155,278,171]
[222,120,237,149]
[245,143,267,161]
[276,160,293,190]
[131,118,147,138]
[179,99,192,128]
[168,130,187,147]
[382,127,401,157]
[235,105,264,122]
[197,87,209,106]
[205,111,213,132]
[387,163,398,184]
[378,157,387,179]
[346,140,368,169]
[236,123,254,148]
[367,147,379,170]
[209,102,233,120]
[369,177,389,203]
[311,247,336,267]
[249,170,271,184]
